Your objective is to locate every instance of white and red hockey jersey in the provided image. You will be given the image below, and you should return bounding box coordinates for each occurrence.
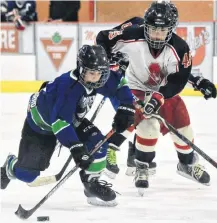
[96,18,192,99]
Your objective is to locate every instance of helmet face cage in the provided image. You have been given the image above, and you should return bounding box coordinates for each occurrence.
[79,66,110,89]
[144,24,174,49]
[144,2,177,49]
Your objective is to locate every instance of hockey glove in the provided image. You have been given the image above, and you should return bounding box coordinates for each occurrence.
[143,92,164,118]
[192,76,217,100]
[110,51,129,75]
[112,104,135,133]
[70,142,94,170]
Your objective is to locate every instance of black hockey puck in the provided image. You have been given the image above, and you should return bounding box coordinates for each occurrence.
[37,216,49,221]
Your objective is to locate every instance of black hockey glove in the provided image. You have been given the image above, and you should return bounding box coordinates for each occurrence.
[112,104,135,133]
[143,92,164,118]
[110,51,129,75]
[192,76,217,100]
[69,142,94,170]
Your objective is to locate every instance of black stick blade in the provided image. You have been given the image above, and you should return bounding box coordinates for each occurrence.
[15,204,33,220]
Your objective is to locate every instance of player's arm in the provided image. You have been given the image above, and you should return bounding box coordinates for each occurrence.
[159,43,192,99]
[51,90,92,169]
[99,71,135,133]
[51,102,79,148]
[112,16,144,30]
[188,74,216,99]
[96,26,144,56]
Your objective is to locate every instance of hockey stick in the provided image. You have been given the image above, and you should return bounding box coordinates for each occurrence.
[132,95,217,168]
[152,114,217,169]
[27,153,73,187]
[90,96,106,122]
[15,129,115,220]
[28,97,107,187]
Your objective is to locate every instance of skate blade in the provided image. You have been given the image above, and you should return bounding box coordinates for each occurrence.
[87,197,118,207]
[176,170,210,186]
[103,169,117,179]
[125,167,136,176]
[126,167,156,177]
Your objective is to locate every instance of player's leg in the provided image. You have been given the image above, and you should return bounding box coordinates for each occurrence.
[160,95,210,185]
[1,119,56,189]
[105,95,134,178]
[132,90,160,193]
[126,133,157,176]
[125,134,136,175]
[135,117,160,191]
[76,119,117,206]
[105,128,133,179]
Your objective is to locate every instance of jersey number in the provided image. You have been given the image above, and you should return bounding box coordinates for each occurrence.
[182,52,192,68]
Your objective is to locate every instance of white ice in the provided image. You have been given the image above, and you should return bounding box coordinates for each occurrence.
[0,94,217,223]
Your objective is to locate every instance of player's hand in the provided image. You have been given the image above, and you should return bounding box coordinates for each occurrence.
[112,103,135,133]
[110,52,129,75]
[6,9,25,30]
[192,77,217,100]
[70,142,94,169]
[143,92,164,118]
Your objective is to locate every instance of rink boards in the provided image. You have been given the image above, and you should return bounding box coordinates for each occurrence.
[1,81,217,96]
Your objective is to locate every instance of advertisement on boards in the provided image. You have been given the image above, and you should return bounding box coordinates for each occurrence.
[35,23,78,80]
[176,23,214,81]
[0,23,19,53]
[79,23,118,46]
[0,23,34,54]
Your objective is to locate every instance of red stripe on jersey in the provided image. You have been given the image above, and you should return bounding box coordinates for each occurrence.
[136,135,158,146]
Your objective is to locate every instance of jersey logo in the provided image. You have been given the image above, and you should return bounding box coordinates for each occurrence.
[121,22,132,30]
[182,52,192,68]
[146,63,165,87]
[108,30,123,40]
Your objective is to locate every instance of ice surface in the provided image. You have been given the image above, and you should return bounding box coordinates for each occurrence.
[0,94,217,223]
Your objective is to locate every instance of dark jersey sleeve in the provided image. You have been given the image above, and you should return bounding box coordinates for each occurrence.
[96,25,144,57]
[188,73,201,85]
[50,81,83,148]
[112,17,144,30]
[97,71,134,105]
[159,35,192,99]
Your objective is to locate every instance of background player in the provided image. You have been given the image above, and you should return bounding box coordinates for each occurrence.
[96,1,212,194]
[100,2,216,179]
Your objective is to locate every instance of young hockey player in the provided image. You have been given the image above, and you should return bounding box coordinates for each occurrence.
[0,45,135,206]
[96,1,214,193]
[104,2,216,179]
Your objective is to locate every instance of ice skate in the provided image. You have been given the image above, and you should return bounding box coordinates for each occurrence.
[126,142,157,176]
[134,159,149,196]
[80,170,118,207]
[177,153,210,186]
[104,146,120,179]
[1,154,17,189]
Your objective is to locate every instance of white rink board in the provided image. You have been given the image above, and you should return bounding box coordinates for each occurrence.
[0,94,217,223]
